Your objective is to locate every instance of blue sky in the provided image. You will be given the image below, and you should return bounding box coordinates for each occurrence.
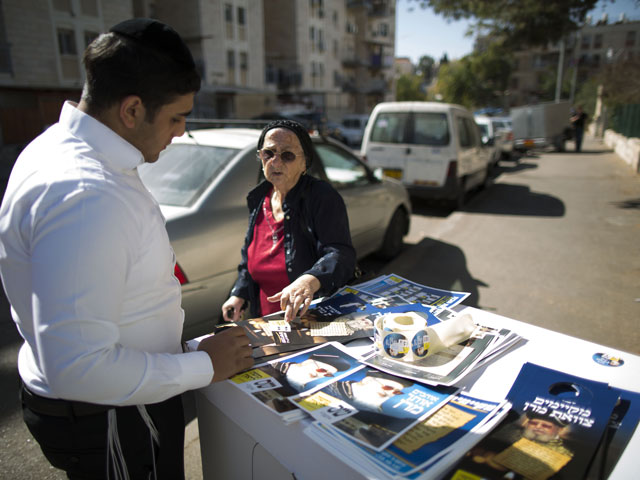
[395,0,640,64]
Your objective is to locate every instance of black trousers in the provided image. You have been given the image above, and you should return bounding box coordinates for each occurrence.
[22,388,185,480]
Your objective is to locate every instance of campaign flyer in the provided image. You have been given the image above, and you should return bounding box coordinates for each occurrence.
[291,366,458,451]
[443,362,620,480]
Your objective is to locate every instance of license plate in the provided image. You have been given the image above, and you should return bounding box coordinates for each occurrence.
[523,139,535,147]
[383,168,402,180]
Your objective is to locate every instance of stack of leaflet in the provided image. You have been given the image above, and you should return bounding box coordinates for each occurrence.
[301,392,510,479]
[225,342,364,424]
[337,274,525,387]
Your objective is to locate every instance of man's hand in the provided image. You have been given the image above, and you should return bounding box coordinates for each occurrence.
[197,326,253,382]
[267,274,321,322]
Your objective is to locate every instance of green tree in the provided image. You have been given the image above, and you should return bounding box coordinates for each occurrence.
[396,74,427,101]
[408,0,601,48]
[417,55,436,84]
[434,43,513,109]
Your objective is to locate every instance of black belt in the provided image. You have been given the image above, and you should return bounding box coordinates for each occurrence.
[20,383,114,417]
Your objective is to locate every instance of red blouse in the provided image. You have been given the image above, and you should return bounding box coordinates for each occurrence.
[247,192,290,316]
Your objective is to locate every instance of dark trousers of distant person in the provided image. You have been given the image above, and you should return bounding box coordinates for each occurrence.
[574,126,584,152]
[20,383,185,479]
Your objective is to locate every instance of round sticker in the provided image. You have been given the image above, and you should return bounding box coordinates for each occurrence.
[411,330,430,358]
[592,353,624,367]
[383,332,409,358]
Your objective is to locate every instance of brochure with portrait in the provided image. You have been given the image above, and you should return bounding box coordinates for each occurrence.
[227,342,364,423]
[443,362,621,480]
[305,392,510,478]
[290,366,458,452]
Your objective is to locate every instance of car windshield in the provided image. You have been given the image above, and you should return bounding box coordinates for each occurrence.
[138,144,239,207]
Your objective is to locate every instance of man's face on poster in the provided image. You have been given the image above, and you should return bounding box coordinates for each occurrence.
[349,375,405,412]
[523,418,562,443]
[285,358,338,390]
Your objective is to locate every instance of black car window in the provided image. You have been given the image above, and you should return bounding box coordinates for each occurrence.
[314,143,370,188]
[139,144,239,206]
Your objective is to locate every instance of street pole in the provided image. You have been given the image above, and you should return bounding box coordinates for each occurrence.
[570,32,580,104]
[555,38,565,103]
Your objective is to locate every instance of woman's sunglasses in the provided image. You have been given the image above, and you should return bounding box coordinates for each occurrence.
[257,148,298,163]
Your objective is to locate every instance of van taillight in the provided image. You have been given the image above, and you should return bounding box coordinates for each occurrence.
[446,161,458,177]
[174,263,188,285]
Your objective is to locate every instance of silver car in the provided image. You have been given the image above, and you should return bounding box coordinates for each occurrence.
[138,127,411,340]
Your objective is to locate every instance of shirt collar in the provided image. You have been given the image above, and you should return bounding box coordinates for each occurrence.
[60,101,145,170]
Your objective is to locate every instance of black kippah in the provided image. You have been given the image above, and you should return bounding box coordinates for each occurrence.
[109,18,195,69]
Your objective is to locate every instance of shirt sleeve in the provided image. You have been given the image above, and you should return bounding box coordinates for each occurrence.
[30,187,213,405]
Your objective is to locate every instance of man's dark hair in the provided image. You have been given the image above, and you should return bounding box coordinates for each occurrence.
[81,18,201,121]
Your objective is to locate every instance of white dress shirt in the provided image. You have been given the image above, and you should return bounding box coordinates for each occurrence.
[0,102,213,405]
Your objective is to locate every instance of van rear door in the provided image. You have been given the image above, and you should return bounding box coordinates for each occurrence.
[364,109,453,188]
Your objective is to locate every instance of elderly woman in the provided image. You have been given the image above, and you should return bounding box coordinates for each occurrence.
[222,120,356,322]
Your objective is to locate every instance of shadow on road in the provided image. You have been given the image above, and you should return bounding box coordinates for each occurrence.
[611,197,640,210]
[466,183,565,216]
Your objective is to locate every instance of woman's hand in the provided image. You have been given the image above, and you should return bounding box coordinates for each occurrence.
[221,296,246,322]
[268,274,321,322]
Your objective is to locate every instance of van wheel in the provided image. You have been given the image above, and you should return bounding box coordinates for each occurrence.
[377,208,407,260]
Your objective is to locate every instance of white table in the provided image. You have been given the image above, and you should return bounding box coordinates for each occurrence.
[193,307,640,480]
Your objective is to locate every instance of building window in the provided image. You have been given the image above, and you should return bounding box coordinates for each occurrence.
[80,0,98,16]
[0,4,12,74]
[594,34,602,49]
[84,30,98,47]
[57,28,77,55]
[57,27,80,79]
[53,0,73,13]
[225,4,233,40]
[238,7,246,41]
[227,50,235,84]
[379,23,388,37]
[240,51,248,85]
[626,30,636,47]
[581,34,590,49]
[318,29,324,52]
[310,27,315,52]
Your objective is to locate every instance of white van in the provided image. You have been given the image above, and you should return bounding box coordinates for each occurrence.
[361,102,491,208]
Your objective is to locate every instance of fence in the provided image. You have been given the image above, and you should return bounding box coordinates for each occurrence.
[611,104,640,138]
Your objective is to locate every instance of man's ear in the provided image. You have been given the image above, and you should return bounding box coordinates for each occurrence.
[119,95,146,129]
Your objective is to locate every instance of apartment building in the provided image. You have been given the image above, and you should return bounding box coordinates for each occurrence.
[0,0,396,146]
[262,0,395,121]
[509,13,640,106]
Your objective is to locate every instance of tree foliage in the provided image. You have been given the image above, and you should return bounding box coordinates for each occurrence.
[408,0,601,49]
[396,74,427,101]
[416,55,436,83]
[433,43,513,109]
[596,59,640,107]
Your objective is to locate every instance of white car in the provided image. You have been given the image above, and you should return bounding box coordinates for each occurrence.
[340,114,370,147]
[474,115,505,167]
[138,126,411,340]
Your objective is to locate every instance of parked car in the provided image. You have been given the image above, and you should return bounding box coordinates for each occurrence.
[490,116,515,160]
[138,127,411,340]
[474,114,505,167]
[324,120,349,144]
[341,114,370,147]
[361,101,492,209]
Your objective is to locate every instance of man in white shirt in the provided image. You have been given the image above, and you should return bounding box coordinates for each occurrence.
[0,18,253,479]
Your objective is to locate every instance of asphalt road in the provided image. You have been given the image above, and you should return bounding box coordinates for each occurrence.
[1,134,639,478]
